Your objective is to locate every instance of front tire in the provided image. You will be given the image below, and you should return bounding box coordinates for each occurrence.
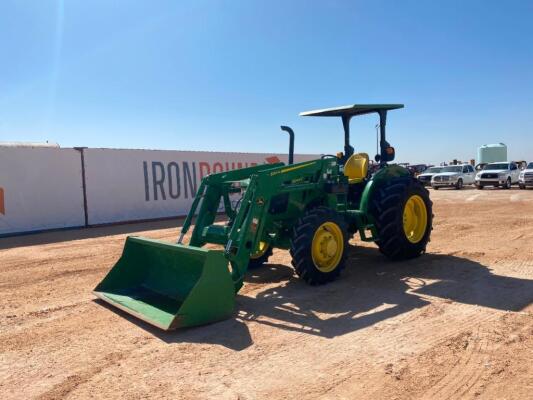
[504,177,511,189]
[455,178,463,190]
[248,242,273,269]
[370,178,433,261]
[290,207,349,285]
[519,184,526,190]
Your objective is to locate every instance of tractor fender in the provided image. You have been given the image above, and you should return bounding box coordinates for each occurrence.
[359,164,411,215]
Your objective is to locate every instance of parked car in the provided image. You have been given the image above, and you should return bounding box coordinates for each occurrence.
[418,166,443,186]
[514,160,528,170]
[475,163,487,172]
[475,162,520,189]
[431,164,475,189]
[519,162,533,189]
[409,164,429,176]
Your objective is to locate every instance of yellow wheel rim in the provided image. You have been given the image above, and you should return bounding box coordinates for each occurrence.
[403,195,428,243]
[250,241,269,259]
[311,222,344,273]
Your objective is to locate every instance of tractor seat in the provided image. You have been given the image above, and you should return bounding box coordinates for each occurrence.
[344,153,369,183]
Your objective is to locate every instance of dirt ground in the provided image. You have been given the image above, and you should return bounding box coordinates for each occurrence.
[1,187,532,399]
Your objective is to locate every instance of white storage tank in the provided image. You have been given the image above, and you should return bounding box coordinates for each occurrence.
[477,143,507,164]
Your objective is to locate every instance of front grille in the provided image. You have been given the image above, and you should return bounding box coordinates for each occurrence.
[482,173,498,179]
[525,172,533,182]
[434,176,449,182]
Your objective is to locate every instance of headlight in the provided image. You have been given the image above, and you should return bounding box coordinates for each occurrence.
[520,172,525,179]
[475,174,481,180]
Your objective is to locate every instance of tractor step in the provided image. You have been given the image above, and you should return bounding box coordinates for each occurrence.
[201,224,229,244]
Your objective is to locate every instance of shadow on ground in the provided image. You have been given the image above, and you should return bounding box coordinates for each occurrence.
[96,299,253,351]
[0,218,183,249]
[239,246,533,339]
[0,215,231,250]
[96,245,533,351]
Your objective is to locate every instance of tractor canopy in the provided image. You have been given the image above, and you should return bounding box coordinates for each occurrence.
[299,104,404,117]
[300,104,404,165]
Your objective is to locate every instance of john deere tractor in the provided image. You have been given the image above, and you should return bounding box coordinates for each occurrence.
[94,104,433,330]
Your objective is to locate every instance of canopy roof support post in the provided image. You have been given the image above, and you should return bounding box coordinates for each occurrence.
[342,115,354,160]
[378,110,390,166]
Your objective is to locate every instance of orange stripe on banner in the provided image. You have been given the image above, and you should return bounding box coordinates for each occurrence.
[0,187,4,215]
[265,156,281,164]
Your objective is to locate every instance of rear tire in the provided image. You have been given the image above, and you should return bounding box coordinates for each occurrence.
[370,178,433,261]
[290,207,349,285]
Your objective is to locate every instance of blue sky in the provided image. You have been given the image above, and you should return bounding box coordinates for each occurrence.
[0,0,532,164]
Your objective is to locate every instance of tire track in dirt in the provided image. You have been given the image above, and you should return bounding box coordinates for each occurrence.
[0,300,118,353]
[440,319,532,400]
[1,300,93,331]
[408,313,533,400]
[0,251,117,274]
[0,268,106,290]
[35,351,126,400]
[422,327,486,400]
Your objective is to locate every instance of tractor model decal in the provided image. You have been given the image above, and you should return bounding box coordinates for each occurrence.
[270,161,316,176]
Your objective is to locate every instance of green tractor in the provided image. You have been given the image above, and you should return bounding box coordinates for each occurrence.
[94,104,433,330]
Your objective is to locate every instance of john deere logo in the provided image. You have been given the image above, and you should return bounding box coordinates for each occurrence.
[0,187,4,215]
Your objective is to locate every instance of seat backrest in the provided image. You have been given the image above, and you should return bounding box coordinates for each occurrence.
[344,153,369,181]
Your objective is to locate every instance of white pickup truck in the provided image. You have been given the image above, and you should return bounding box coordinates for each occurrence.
[431,164,476,189]
[519,162,533,189]
[417,166,443,186]
[475,162,520,189]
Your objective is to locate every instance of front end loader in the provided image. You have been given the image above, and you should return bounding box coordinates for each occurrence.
[94,104,433,330]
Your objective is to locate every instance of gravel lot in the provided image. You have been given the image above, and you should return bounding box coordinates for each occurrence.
[1,187,532,399]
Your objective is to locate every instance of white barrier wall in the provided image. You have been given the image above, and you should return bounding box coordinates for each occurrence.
[84,149,318,225]
[0,147,319,235]
[0,147,85,235]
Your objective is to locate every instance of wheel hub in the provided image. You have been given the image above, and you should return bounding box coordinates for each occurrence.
[317,233,338,258]
[311,222,344,272]
[402,195,428,244]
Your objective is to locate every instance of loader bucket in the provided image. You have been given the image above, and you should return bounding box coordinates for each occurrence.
[93,236,235,330]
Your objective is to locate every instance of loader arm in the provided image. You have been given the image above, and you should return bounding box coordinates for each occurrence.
[179,162,284,246]
[94,158,345,330]
[221,159,338,290]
